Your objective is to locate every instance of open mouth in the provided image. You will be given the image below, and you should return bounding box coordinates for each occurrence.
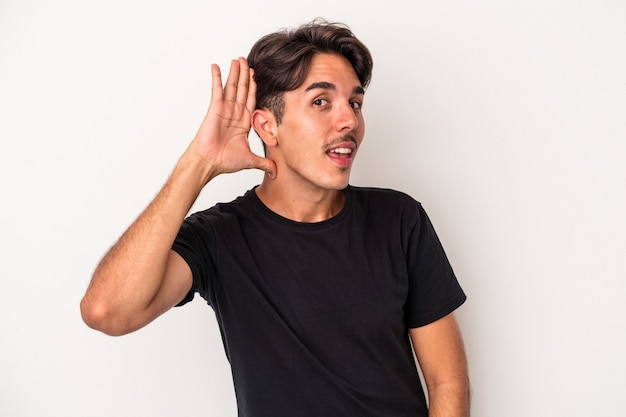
[326,143,356,167]
[327,147,353,157]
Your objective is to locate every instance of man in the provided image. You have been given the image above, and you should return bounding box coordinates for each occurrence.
[81,20,470,417]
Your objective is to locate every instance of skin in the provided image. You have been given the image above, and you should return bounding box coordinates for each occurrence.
[80,53,469,416]
[80,58,270,336]
[253,53,365,222]
[411,314,471,417]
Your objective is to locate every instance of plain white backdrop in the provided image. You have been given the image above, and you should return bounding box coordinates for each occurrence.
[1,1,625,416]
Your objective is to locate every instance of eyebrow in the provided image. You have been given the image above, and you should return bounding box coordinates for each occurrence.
[305,81,365,95]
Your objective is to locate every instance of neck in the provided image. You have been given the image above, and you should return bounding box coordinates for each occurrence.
[255,177,346,223]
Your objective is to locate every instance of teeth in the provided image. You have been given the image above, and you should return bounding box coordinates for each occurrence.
[330,148,352,154]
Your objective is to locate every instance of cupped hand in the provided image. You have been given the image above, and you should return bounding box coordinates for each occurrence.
[186,57,276,181]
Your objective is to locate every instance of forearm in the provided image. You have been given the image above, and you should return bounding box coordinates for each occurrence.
[427,378,470,417]
[410,314,470,417]
[81,153,216,334]
[81,57,272,335]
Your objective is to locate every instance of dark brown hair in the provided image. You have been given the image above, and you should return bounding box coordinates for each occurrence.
[247,19,373,123]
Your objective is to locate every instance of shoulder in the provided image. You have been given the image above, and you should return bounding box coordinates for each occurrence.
[346,185,428,231]
[183,188,257,228]
[347,185,423,212]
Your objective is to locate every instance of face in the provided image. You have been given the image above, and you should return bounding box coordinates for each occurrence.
[271,53,365,192]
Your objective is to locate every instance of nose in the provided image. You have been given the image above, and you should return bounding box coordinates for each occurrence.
[336,102,359,132]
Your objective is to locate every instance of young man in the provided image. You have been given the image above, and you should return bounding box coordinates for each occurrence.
[81,20,470,417]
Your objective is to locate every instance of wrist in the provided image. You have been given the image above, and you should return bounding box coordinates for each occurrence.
[174,150,220,188]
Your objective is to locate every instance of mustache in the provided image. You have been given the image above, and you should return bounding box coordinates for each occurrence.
[324,133,358,151]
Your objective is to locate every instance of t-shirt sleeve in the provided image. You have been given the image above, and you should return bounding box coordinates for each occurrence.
[403,203,466,328]
[171,211,218,307]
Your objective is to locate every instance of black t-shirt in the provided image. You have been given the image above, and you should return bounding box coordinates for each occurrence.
[173,186,466,417]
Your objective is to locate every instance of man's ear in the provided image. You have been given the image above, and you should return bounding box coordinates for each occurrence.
[251,109,278,148]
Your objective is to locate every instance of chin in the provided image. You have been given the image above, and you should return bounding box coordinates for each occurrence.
[322,175,351,190]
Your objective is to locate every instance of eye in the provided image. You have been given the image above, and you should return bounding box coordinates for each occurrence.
[350,100,363,110]
[313,98,328,106]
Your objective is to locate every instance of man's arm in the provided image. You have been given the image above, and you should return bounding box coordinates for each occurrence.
[410,313,470,417]
[80,58,275,336]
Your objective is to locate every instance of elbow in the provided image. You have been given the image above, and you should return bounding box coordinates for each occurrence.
[80,296,133,337]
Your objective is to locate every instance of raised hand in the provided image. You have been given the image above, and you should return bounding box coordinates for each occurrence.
[81,58,277,337]
[185,57,276,182]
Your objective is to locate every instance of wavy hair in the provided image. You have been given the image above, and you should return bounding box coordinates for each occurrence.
[247,19,373,124]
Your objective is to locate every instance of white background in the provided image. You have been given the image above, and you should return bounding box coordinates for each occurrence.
[1,1,625,416]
